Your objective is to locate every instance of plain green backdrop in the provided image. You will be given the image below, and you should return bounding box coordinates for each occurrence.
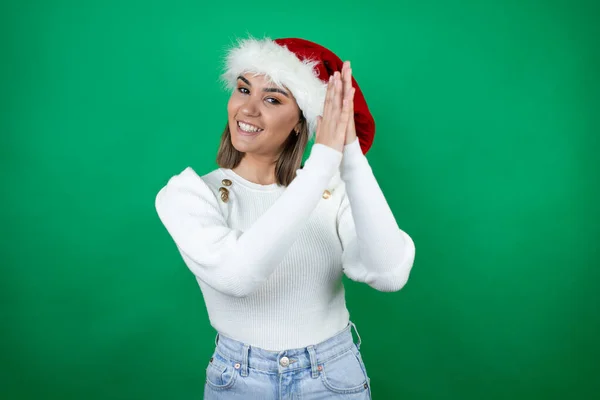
[1,0,599,399]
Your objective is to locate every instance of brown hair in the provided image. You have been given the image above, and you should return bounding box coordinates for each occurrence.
[216,116,309,187]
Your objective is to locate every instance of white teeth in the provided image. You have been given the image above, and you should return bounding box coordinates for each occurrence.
[238,121,263,133]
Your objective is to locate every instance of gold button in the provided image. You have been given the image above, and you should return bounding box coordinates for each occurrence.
[221,179,232,187]
[219,187,229,203]
[322,190,331,199]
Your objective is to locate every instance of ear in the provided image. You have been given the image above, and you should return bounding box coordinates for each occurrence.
[294,118,304,134]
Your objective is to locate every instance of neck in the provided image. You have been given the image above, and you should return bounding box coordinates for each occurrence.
[233,153,278,185]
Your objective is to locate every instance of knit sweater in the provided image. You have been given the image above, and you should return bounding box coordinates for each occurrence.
[155,138,415,351]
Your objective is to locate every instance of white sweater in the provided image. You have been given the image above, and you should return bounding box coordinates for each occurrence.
[155,138,415,351]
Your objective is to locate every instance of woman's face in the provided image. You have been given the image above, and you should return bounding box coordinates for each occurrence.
[227,73,302,156]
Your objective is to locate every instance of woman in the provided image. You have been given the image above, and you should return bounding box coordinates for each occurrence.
[155,37,415,399]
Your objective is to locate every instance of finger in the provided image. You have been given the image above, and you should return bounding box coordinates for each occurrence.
[346,88,356,123]
[325,74,339,133]
[347,87,356,132]
[346,88,355,120]
[342,61,352,83]
[332,72,342,117]
[342,69,353,106]
[344,67,353,99]
[323,75,335,120]
[337,86,354,134]
[337,96,353,138]
[316,115,322,134]
[348,87,356,114]
[326,73,340,134]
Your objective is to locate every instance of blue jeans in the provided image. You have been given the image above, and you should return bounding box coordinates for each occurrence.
[203,322,372,399]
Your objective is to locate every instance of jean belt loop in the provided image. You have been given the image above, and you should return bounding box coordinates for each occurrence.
[241,344,250,377]
[307,345,319,379]
[350,321,362,350]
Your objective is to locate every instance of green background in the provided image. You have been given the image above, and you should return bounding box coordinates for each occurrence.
[2,0,598,398]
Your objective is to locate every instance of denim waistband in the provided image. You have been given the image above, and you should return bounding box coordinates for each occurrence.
[213,321,362,377]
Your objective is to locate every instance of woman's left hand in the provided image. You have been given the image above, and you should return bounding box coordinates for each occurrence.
[341,61,357,145]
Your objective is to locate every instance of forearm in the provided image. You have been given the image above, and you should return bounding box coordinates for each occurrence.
[341,139,414,280]
[225,144,342,288]
[158,144,342,297]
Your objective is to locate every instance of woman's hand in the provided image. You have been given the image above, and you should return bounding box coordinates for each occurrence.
[315,71,355,153]
[341,61,357,146]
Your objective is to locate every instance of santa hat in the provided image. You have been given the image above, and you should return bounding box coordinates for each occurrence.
[221,37,375,154]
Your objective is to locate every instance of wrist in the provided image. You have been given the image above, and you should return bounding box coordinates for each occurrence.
[344,136,358,147]
[345,132,358,145]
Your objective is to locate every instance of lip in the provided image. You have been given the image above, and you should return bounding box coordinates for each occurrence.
[235,120,263,137]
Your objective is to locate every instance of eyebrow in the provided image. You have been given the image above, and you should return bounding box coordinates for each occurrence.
[237,76,290,98]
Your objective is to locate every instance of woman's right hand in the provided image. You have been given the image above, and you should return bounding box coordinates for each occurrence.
[315,70,355,153]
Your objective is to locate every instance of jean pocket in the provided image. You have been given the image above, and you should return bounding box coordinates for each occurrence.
[205,352,238,391]
[320,347,369,394]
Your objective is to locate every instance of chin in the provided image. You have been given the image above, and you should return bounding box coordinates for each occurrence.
[230,133,257,153]
[230,139,249,153]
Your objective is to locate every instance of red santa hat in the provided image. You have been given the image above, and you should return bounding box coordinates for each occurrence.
[221,37,375,154]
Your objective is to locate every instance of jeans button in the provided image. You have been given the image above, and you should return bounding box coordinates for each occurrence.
[279,356,290,367]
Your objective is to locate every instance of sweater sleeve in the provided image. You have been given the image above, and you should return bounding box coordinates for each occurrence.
[155,144,342,298]
[337,138,415,292]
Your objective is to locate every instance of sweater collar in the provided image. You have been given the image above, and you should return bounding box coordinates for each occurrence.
[219,168,284,192]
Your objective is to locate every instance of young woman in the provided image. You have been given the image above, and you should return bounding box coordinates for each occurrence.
[155,37,415,399]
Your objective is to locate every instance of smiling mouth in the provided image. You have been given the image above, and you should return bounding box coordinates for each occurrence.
[237,121,264,135]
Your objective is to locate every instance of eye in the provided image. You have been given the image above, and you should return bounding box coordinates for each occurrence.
[266,97,281,105]
[237,87,249,94]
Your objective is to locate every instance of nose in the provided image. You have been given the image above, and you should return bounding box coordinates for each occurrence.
[240,94,260,117]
